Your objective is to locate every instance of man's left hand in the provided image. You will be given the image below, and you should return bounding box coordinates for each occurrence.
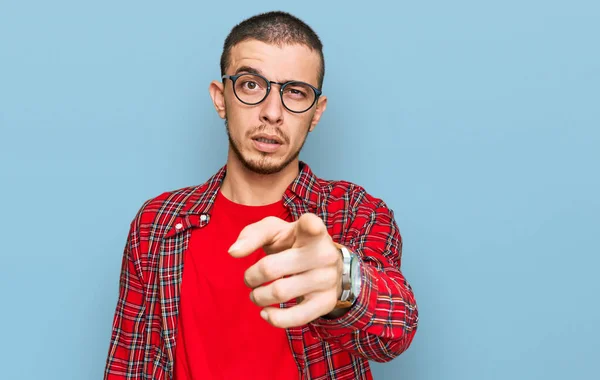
[228,213,344,328]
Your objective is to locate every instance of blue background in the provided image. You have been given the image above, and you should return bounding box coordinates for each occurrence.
[1,1,598,379]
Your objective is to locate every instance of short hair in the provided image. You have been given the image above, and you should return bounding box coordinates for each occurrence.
[220,11,325,89]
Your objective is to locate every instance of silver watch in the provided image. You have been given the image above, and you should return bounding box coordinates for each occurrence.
[337,245,362,308]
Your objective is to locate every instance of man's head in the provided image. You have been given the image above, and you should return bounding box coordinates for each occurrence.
[209,11,328,175]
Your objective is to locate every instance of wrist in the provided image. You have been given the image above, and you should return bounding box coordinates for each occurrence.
[333,243,362,310]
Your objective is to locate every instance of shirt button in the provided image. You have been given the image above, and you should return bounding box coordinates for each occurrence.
[200,214,208,222]
[175,223,183,230]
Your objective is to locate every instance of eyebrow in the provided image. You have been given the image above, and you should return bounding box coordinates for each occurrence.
[234,65,297,84]
[235,65,262,75]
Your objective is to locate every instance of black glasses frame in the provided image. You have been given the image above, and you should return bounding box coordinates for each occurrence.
[222,73,322,114]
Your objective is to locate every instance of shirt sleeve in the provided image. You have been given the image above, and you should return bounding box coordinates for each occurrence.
[308,199,419,362]
[104,220,147,379]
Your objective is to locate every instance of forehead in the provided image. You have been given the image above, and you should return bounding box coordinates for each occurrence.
[228,39,321,87]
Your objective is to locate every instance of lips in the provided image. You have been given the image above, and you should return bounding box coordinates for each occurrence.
[254,137,280,144]
[251,134,283,153]
[251,133,284,145]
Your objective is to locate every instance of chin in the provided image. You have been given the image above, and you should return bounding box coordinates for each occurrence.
[236,148,300,175]
[242,155,290,175]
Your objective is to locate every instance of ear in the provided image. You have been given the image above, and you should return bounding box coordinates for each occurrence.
[309,95,328,132]
[209,80,227,119]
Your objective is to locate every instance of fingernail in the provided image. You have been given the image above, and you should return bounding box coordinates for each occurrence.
[260,310,268,321]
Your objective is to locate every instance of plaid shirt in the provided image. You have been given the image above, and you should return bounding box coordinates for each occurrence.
[104,161,418,380]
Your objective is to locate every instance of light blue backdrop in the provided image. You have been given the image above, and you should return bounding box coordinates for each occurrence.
[1,1,598,379]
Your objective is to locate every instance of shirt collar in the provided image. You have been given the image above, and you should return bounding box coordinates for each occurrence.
[181,160,322,217]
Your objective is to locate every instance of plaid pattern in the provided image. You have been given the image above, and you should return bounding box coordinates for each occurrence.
[104,161,418,380]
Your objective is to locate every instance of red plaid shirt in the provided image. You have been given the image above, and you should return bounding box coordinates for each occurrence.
[104,161,418,380]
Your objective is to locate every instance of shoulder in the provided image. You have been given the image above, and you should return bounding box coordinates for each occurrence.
[315,177,401,250]
[318,177,391,214]
[131,184,203,229]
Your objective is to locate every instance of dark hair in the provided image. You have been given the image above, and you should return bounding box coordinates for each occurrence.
[220,11,325,89]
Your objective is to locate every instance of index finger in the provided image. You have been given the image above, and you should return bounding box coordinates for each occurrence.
[228,216,291,258]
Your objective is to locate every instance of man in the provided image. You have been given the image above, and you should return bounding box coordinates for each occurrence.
[104,11,418,380]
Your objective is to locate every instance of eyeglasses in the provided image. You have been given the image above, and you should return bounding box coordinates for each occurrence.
[222,73,322,114]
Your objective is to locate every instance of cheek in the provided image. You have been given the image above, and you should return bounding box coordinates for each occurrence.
[227,101,261,128]
[290,122,310,145]
[226,111,251,136]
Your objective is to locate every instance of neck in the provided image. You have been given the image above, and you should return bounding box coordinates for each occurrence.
[220,152,300,206]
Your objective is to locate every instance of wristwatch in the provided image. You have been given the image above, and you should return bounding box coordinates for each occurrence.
[334,243,362,309]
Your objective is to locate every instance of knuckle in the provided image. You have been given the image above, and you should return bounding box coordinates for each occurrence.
[316,268,336,288]
[306,212,320,222]
[259,260,278,280]
[320,247,339,266]
[299,213,325,232]
[327,269,339,288]
[269,314,284,328]
[271,281,286,301]
[310,214,326,230]
[299,213,312,221]
[312,269,334,290]
[297,309,310,324]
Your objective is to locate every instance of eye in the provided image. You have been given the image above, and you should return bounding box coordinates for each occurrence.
[242,80,260,90]
[284,86,308,98]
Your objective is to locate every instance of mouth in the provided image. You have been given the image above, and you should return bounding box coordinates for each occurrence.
[253,137,281,144]
[251,134,284,153]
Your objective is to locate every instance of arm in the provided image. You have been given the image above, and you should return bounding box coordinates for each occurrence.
[308,200,419,362]
[104,221,147,379]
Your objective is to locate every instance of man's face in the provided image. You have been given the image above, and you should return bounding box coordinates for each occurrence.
[210,39,327,175]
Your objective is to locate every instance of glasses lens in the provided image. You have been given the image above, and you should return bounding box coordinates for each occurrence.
[281,82,316,112]
[233,74,268,104]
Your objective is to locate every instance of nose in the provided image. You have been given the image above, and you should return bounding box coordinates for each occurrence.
[259,85,284,125]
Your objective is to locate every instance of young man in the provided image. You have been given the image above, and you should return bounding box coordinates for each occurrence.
[104,11,418,380]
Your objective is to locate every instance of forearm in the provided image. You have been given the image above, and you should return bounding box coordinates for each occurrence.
[309,260,418,362]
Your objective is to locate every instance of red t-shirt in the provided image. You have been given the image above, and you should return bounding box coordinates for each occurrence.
[174,190,298,380]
